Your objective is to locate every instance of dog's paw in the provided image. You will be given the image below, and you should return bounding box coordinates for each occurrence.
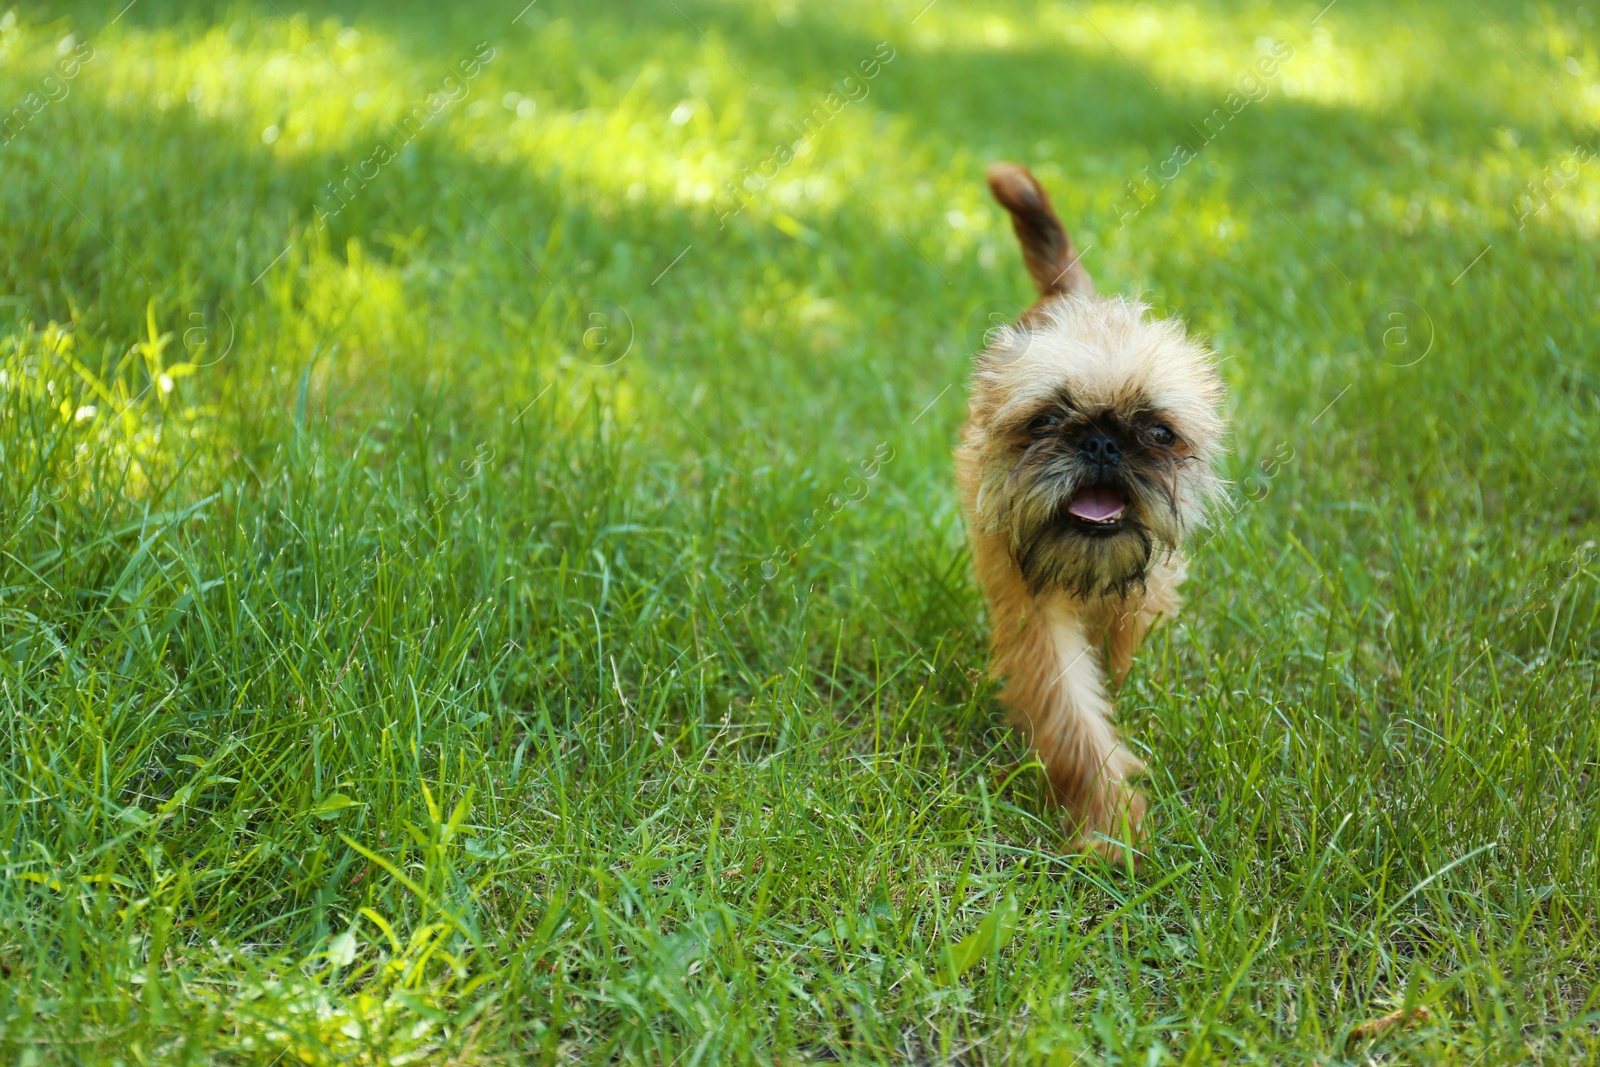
[1072,787,1147,866]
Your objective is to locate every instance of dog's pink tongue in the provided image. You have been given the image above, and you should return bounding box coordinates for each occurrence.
[1067,487,1126,523]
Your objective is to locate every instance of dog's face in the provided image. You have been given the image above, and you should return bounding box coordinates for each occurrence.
[965,295,1226,599]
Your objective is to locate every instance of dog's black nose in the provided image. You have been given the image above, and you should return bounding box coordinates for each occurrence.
[1081,433,1121,464]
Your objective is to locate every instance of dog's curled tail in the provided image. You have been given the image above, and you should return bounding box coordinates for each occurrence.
[986,162,1094,299]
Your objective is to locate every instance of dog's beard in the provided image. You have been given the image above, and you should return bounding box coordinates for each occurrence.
[984,446,1188,599]
[1015,512,1161,599]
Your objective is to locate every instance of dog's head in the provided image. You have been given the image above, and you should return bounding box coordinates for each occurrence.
[964,165,1226,599]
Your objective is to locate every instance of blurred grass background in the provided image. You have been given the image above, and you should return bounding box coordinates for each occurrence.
[0,0,1597,1062]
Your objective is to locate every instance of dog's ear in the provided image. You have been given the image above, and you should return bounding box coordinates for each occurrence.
[986,162,1094,299]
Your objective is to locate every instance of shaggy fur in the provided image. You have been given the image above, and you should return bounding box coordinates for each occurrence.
[958,163,1227,860]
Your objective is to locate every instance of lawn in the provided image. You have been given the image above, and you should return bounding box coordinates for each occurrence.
[1,0,1598,1062]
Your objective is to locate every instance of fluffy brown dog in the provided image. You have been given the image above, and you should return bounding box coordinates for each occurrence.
[957,163,1227,859]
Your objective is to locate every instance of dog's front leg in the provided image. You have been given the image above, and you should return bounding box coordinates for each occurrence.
[1101,561,1185,686]
[994,599,1146,860]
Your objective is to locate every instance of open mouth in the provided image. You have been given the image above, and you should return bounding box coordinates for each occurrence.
[1066,485,1127,528]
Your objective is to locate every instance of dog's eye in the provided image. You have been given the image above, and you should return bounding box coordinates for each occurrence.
[1028,413,1063,435]
[1148,425,1177,447]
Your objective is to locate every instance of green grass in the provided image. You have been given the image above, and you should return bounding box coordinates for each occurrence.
[1,0,1597,1061]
